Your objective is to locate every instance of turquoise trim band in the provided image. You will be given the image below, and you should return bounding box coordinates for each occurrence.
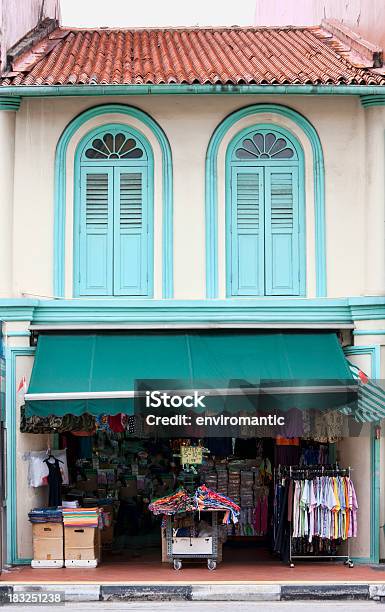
[0,95,21,111]
[205,103,326,298]
[2,296,385,325]
[3,331,31,337]
[53,103,173,299]
[361,95,385,108]
[3,85,385,96]
[353,329,385,335]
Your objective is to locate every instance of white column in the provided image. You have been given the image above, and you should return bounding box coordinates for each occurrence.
[363,101,385,295]
[0,97,20,297]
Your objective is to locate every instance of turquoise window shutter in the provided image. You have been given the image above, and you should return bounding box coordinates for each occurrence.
[79,167,114,295]
[231,167,264,295]
[264,167,300,295]
[114,168,149,295]
[227,126,305,297]
[75,125,154,297]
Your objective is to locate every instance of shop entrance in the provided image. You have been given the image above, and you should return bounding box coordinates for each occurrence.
[22,417,359,573]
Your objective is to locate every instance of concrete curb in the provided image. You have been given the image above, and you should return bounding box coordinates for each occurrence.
[0,582,383,602]
[191,584,281,601]
[101,585,192,601]
[12,584,101,602]
[281,584,370,600]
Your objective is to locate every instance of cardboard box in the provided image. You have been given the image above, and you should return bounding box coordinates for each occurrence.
[33,538,64,561]
[32,523,64,561]
[32,523,63,539]
[64,527,98,561]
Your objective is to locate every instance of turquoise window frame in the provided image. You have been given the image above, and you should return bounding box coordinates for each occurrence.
[54,103,173,299]
[206,103,325,299]
[73,123,154,298]
[226,124,306,297]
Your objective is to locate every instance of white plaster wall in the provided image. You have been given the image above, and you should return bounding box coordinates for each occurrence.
[10,94,370,300]
[15,354,51,560]
[338,350,375,559]
[337,430,371,558]
[0,110,16,297]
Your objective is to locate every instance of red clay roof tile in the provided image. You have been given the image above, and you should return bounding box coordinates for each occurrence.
[1,26,384,87]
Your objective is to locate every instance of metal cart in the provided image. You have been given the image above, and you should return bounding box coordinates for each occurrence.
[166,510,220,570]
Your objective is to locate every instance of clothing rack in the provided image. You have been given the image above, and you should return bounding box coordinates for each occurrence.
[274,464,354,568]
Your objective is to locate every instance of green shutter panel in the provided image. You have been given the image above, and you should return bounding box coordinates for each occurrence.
[230,167,264,296]
[79,167,114,295]
[114,168,148,295]
[264,167,300,295]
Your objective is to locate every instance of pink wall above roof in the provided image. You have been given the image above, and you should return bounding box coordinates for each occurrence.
[254,0,385,51]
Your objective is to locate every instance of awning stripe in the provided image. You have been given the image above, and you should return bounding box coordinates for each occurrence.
[345,361,385,423]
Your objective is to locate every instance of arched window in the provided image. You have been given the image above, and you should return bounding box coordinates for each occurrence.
[227,126,305,296]
[74,125,153,296]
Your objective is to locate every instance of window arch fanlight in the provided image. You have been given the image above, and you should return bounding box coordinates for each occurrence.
[74,124,154,297]
[226,124,305,297]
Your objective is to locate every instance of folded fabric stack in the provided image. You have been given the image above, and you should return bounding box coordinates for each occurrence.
[149,489,196,515]
[228,468,241,505]
[200,469,217,490]
[61,500,79,509]
[62,507,99,528]
[240,471,254,508]
[194,485,240,524]
[216,465,229,496]
[28,507,62,523]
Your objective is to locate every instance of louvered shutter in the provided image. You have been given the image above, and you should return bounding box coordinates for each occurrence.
[79,167,114,295]
[264,167,300,295]
[230,167,264,295]
[114,168,148,295]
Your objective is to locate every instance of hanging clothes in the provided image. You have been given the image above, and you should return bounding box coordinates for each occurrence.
[44,457,63,507]
[273,468,358,563]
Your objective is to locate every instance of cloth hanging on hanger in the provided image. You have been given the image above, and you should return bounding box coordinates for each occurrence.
[44,456,63,506]
[273,466,358,564]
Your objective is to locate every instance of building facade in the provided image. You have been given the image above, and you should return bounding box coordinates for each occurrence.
[1,18,385,567]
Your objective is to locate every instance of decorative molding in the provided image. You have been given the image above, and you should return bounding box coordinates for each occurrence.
[205,103,326,298]
[53,103,174,299]
[0,300,37,321]
[0,95,21,111]
[344,344,381,378]
[2,331,31,337]
[1,297,385,325]
[360,95,385,108]
[3,85,385,96]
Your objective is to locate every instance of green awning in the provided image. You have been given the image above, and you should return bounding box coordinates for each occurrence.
[25,331,355,417]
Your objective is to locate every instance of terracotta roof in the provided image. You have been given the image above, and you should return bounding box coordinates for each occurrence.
[1,26,384,87]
